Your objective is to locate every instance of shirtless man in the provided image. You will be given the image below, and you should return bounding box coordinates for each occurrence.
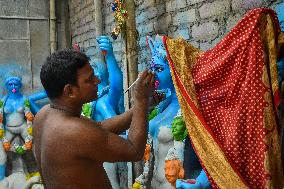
[33,49,155,189]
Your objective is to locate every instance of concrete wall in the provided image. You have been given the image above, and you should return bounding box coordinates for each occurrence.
[68,0,284,73]
[0,0,50,95]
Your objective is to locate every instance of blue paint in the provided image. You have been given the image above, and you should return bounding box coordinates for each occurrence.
[275,3,284,88]
[274,3,284,30]
[89,36,123,122]
[5,76,22,96]
[196,170,211,189]
[28,91,48,114]
[0,164,5,180]
[176,170,211,189]
[278,57,284,85]
[147,36,179,141]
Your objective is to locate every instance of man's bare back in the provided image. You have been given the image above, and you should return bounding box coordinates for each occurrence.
[33,105,112,189]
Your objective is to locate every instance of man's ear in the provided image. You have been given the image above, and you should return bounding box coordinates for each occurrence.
[63,84,77,98]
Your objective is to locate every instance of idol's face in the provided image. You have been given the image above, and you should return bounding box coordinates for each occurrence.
[92,61,108,87]
[164,160,180,184]
[150,57,172,91]
[148,36,173,91]
[5,77,22,94]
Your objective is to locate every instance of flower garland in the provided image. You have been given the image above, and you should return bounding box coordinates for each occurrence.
[148,108,158,121]
[171,109,187,141]
[81,103,92,118]
[132,135,152,189]
[0,99,34,155]
[111,0,128,40]
[0,101,4,139]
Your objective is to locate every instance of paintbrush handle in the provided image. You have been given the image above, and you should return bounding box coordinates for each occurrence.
[124,77,139,94]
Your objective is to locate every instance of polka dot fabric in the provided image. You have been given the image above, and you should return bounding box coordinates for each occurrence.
[192,8,280,189]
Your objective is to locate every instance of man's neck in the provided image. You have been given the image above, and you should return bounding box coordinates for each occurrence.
[50,100,82,117]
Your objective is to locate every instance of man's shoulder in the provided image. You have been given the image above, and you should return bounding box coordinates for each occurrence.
[34,105,49,120]
[73,116,102,130]
[57,116,102,134]
[33,105,50,131]
[35,107,103,140]
[52,117,106,149]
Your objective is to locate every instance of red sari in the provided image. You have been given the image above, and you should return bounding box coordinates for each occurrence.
[164,8,284,189]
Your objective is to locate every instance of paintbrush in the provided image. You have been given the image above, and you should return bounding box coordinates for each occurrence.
[124,70,155,94]
[124,77,139,94]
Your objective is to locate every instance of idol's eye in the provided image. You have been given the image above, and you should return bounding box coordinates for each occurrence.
[154,65,164,72]
[149,65,155,72]
[156,67,163,72]
[8,83,12,86]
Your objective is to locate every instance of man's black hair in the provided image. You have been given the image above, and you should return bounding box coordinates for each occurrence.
[40,49,89,99]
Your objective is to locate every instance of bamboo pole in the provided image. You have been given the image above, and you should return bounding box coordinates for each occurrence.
[93,0,104,62]
[125,0,138,90]
[94,0,103,36]
[124,0,141,184]
[61,0,71,48]
[50,0,56,53]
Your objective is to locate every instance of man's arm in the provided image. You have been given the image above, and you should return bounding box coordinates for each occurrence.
[100,108,133,134]
[90,99,133,134]
[75,70,155,162]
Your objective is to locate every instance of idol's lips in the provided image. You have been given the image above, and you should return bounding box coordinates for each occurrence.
[154,80,160,89]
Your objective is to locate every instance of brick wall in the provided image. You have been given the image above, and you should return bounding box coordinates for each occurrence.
[68,0,284,71]
[68,0,125,66]
[68,0,95,56]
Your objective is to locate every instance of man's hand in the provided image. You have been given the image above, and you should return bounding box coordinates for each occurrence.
[150,90,166,106]
[133,70,155,109]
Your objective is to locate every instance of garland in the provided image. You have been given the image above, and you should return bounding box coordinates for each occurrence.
[0,99,34,155]
[148,108,158,121]
[81,103,92,118]
[111,0,128,40]
[171,110,187,141]
[132,135,152,189]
